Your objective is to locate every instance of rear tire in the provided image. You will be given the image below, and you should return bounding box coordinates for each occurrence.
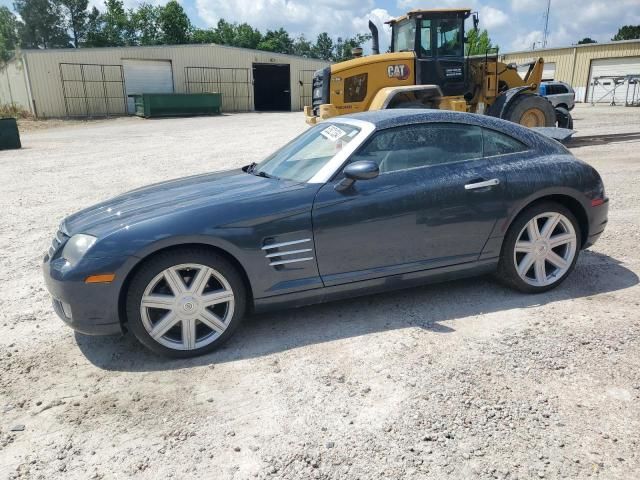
[497,202,581,293]
[555,106,574,129]
[503,94,556,127]
[126,248,247,358]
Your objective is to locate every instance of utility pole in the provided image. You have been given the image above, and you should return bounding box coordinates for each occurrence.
[542,0,551,48]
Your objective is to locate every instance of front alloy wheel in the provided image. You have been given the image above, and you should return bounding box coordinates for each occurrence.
[498,202,581,293]
[127,249,246,357]
[140,264,235,351]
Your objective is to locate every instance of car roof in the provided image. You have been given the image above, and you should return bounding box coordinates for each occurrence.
[333,109,566,155]
[336,109,529,134]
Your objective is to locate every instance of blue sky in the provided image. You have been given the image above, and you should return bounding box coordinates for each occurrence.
[3,0,639,52]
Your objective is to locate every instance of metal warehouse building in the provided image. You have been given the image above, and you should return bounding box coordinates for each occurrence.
[502,39,640,104]
[0,44,329,118]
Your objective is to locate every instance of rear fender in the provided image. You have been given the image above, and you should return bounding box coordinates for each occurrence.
[486,86,531,119]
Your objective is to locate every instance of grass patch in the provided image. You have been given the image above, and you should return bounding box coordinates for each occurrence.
[0,104,33,119]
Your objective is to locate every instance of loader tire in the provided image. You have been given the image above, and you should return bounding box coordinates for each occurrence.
[555,107,574,129]
[503,94,556,127]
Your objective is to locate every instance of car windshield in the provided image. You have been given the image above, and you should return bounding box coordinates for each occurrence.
[253,123,361,182]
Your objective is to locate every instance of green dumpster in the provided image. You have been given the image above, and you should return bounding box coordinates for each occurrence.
[132,93,222,118]
[0,117,21,150]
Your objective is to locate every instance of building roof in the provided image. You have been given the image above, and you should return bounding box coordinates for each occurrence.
[503,38,640,56]
[18,42,330,64]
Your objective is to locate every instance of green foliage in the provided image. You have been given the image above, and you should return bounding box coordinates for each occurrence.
[14,0,70,48]
[612,25,640,41]
[60,0,88,47]
[465,29,496,56]
[0,6,21,61]
[129,3,161,46]
[158,0,190,45]
[577,37,597,44]
[2,0,373,61]
[334,33,370,62]
[257,27,293,54]
[313,32,333,60]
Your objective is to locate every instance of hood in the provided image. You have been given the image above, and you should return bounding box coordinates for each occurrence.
[63,169,297,237]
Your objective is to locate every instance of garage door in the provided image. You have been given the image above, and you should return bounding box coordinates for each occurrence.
[587,56,640,104]
[123,59,174,113]
[542,62,555,81]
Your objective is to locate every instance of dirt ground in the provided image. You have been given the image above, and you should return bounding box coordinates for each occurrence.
[1,105,639,479]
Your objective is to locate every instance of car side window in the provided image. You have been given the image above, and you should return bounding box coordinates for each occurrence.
[350,123,483,174]
[482,128,528,157]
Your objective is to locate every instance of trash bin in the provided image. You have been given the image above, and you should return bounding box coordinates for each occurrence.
[0,117,21,150]
[131,93,223,118]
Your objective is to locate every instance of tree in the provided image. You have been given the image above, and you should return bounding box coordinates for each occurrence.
[191,27,216,44]
[129,3,161,46]
[60,0,88,47]
[612,25,640,41]
[257,27,293,54]
[84,6,106,46]
[158,0,190,45]
[334,33,370,61]
[292,34,315,58]
[233,22,261,49]
[313,32,333,60]
[14,0,70,48]
[0,6,21,61]
[465,28,496,56]
[577,37,597,44]
[101,0,129,46]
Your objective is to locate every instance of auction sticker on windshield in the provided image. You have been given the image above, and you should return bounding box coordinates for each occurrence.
[320,125,347,142]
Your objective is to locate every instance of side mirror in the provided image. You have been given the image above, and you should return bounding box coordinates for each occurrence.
[335,161,379,192]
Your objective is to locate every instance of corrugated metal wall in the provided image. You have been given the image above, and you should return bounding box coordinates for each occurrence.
[502,40,640,102]
[21,44,329,118]
[0,58,32,113]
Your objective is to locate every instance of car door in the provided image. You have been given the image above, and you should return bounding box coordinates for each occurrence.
[312,122,510,287]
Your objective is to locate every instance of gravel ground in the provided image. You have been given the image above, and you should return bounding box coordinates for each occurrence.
[1,105,639,480]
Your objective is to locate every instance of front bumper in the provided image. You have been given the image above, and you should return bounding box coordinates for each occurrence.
[42,255,128,336]
[304,104,340,125]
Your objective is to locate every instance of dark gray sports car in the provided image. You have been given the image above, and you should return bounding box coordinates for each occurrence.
[43,110,608,357]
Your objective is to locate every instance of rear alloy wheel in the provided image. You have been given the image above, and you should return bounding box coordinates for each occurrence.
[126,249,246,357]
[498,202,581,293]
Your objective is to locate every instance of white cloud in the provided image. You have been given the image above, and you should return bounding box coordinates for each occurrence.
[479,6,508,30]
[194,0,381,44]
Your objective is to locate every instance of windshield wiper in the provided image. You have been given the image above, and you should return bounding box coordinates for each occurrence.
[255,170,273,179]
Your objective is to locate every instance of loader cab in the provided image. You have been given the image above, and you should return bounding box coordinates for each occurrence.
[389,9,472,97]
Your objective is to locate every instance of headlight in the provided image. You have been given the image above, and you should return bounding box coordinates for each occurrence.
[61,234,97,265]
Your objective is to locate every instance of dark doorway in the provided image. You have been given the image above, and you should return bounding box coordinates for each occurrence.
[253,63,291,111]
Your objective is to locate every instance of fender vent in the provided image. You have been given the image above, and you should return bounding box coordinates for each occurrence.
[262,239,314,267]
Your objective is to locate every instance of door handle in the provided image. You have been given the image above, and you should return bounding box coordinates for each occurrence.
[464,178,500,190]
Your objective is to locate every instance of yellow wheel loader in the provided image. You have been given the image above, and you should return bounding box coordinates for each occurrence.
[304,8,571,129]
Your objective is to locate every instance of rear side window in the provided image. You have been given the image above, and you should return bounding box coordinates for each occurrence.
[351,123,483,173]
[483,128,528,157]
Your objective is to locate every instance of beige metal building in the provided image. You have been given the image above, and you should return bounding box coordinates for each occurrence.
[502,39,640,104]
[0,43,329,118]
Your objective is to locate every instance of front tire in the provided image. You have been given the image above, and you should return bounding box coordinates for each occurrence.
[498,202,581,293]
[126,248,247,358]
